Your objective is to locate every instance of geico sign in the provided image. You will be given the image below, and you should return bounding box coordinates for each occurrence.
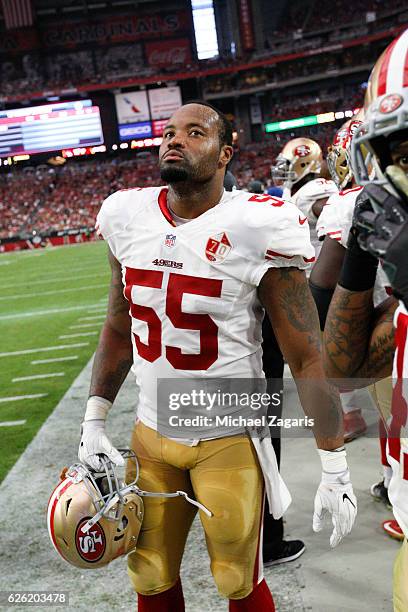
[120,124,152,137]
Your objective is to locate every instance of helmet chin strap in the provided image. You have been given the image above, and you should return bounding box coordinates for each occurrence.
[81,486,212,533]
[77,452,213,535]
[136,488,213,517]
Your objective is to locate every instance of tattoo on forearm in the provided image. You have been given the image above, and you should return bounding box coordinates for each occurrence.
[324,288,395,379]
[278,268,321,352]
[90,353,133,402]
[324,289,371,376]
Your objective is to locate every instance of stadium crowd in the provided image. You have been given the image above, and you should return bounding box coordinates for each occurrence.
[0,0,405,101]
[0,122,340,240]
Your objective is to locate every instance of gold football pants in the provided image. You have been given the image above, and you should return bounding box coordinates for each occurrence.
[394,539,408,611]
[126,421,264,599]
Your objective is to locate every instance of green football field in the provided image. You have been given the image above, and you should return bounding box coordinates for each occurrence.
[0,241,110,483]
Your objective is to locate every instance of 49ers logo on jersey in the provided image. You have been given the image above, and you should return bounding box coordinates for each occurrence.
[293,145,310,157]
[379,94,403,114]
[205,232,232,262]
[75,519,106,563]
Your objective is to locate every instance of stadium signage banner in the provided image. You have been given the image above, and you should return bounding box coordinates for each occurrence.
[119,121,153,141]
[152,119,168,137]
[115,91,150,124]
[145,38,192,68]
[41,11,191,48]
[148,86,182,120]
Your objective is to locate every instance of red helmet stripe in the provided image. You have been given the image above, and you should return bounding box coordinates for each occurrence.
[47,479,73,561]
[404,47,408,88]
[378,37,399,96]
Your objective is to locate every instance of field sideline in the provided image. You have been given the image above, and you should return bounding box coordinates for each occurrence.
[0,241,110,482]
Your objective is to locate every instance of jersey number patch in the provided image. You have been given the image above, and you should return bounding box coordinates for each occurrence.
[124,268,222,370]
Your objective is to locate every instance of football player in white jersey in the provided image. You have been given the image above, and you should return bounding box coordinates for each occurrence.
[271,136,338,258]
[79,102,357,611]
[311,118,395,441]
[324,28,408,610]
[311,117,400,533]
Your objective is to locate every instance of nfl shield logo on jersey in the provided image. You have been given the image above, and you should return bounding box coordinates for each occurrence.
[164,233,177,248]
[205,232,232,262]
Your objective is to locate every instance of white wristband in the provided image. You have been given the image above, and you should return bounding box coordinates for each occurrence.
[318,447,348,473]
[84,396,113,421]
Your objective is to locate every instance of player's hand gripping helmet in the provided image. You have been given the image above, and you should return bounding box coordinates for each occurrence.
[47,450,211,569]
[327,114,364,190]
[352,28,408,199]
[271,137,322,190]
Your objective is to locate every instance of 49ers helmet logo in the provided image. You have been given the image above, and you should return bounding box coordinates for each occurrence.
[379,94,403,114]
[293,145,311,157]
[75,519,106,563]
[205,232,232,262]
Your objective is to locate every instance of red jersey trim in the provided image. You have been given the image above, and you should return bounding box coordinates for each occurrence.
[339,186,363,196]
[158,188,176,227]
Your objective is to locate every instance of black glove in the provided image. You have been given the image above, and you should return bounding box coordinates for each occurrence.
[356,167,408,308]
[350,187,378,252]
[338,187,379,292]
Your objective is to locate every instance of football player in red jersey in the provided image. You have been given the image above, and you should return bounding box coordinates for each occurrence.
[78,102,356,611]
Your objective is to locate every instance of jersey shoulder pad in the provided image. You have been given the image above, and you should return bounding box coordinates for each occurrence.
[96,187,160,240]
[235,192,315,285]
[316,190,355,246]
[296,178,338,200]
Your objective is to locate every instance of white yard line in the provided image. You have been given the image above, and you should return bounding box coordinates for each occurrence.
[0,283,107,301]
[59,332,98,339]
[0,393,47,403]
[12,372,65,382]
[0,304,104,321]
[0,343,89,357]
[78,315,106,321]
[69,323,101,329]
[2,272,108,290]
[0,420,26,427]
[31,356,78,365]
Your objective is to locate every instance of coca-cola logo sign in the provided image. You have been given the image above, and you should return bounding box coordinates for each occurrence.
[146,38,191,67]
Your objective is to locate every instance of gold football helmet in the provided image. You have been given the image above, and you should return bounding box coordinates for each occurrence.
[47,451,144,569]
[271,137,322,190]
[327,115,364,190]
[47,450,211,570]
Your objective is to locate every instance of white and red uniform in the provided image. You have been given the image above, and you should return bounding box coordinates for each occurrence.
[317,186,389,306]
[317,186,362,247]
[285,178,338,225]
[387,302,408,538]
[96,186,314,517]
[284,178,338,259]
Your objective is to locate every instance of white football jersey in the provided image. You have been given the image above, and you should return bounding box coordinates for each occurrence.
[284,178,338,262]
[96,187,314,432]
[288,178,338,224]
[316,185,389,306]
[387,301,408,537]
[317,186,362,248]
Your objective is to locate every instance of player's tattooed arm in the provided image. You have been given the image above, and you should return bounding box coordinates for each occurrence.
[258,267,343,450]
[89,248,133,402]
[324,288,396,382]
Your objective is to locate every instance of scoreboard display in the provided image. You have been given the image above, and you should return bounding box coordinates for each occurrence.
[0,100,104,158]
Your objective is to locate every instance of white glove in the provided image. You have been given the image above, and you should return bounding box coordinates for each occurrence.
[313,447,357,548]
[78,396,124,471]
